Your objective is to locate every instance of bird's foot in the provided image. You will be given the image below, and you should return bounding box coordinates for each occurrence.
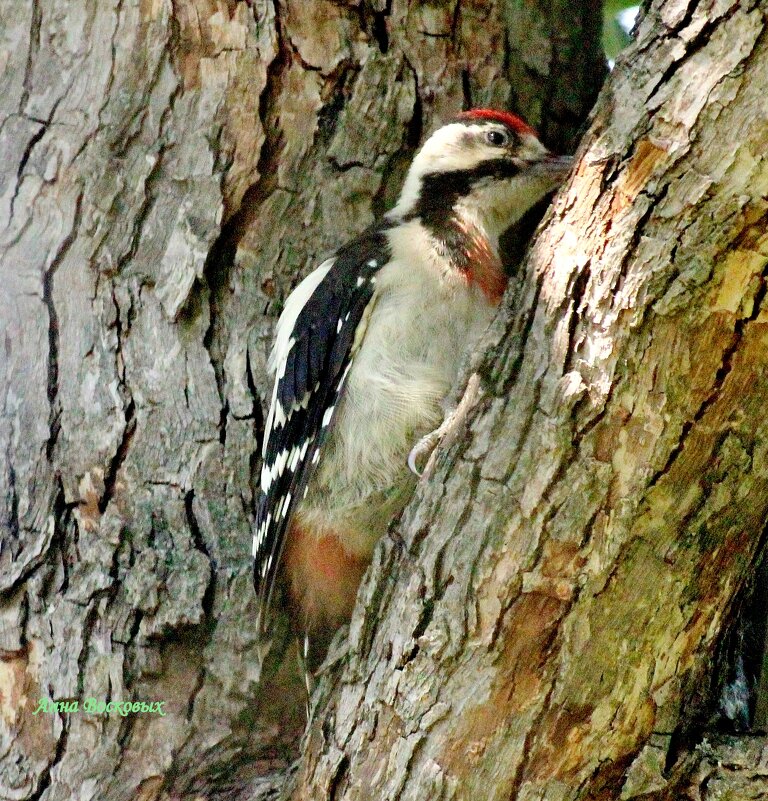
[407,372,482,480]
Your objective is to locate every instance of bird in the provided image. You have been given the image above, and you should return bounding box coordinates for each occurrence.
[253,108,572,669]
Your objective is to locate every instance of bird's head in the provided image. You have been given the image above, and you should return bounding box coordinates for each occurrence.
[389,108,572,240]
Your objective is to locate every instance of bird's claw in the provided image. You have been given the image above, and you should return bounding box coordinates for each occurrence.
[407,430,441,477]
[407,373,482,480]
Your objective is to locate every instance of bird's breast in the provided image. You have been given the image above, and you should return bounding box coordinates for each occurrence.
[301,253,495,548]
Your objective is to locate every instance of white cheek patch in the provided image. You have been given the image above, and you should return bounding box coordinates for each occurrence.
[390,122,501,217]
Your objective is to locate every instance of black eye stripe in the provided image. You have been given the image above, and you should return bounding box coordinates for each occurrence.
[406,158,521,225]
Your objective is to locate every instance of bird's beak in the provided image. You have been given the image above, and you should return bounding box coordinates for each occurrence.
[527,153,574,179]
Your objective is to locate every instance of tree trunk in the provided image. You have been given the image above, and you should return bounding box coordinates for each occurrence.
[0,1,605,800]
[293,1,768,799]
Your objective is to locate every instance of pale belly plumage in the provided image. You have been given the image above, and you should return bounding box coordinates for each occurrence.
[299,253,496,560]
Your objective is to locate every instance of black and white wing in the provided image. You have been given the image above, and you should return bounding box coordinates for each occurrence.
[253,227,390,629]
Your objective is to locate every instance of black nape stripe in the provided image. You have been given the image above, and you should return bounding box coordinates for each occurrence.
[405,160,520,270]
[408,159,521,225]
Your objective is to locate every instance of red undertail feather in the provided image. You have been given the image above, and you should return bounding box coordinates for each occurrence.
[458,108,537,138]
[283,516,370,634]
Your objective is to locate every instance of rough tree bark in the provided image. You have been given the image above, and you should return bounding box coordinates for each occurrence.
[292,1,768,799]
[0,2,606,800]
[3,0,768,799]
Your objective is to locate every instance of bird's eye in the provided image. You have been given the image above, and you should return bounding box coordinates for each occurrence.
[485,129,509,147]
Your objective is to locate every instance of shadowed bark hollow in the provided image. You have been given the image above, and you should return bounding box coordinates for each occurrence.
[0,1,606,800]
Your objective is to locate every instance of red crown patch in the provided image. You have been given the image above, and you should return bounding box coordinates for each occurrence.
[457,108,537,137]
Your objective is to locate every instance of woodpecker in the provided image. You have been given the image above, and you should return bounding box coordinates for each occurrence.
[253,108,572,663]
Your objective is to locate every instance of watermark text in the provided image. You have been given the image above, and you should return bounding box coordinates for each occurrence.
[33,698,166,717]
